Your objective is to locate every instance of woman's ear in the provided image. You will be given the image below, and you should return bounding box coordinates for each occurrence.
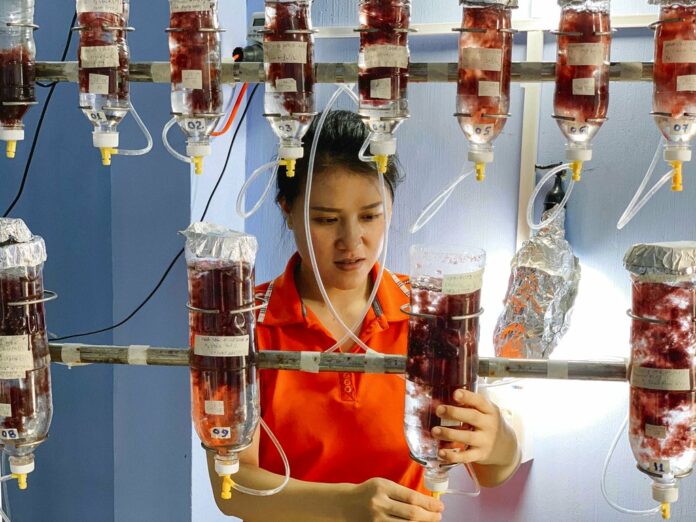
[278,197,294,229]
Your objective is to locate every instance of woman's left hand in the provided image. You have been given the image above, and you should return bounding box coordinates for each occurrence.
[431,389,518,468]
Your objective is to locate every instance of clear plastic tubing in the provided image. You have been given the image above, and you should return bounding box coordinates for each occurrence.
[404,245,485,496]
[263,0,316,179]
[650,0,696,191]
[304,86,390,354]
[0,0,36,159]
[526,163,576,230]
[455,0,516,182]
[357,0,411,173]
[553,0,611,181]
[168,0,224,175]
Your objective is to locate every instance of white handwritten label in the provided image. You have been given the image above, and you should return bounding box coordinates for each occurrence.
[170,0,211,13]
[182,118,207,132]
[440,418,462,428]
[663,40,696,64]
[182,69,203,90]
[645,424,667,440]
[567,43,604,66]
[205,400,225,416]
[81,46,120,68]
[210,426,232,439]
[572,77,596,96]
[0,429,19,441]
[473,124,493,137]
[82,109,108,123]
[478,80,500,97]
[274,78,297,93]
[677,74,696,92]
[0,404,11,418]
[442,269,484,295]
[461,48,502,72]
[0,336,33,380]
[77,0,123,14]
[88,73,110,95]
[275,120,300,136]
[631,366,692,392]
[194,335,249,357]
[264,42,308,64]
[370,78,392,99]
[649,460,671,475]
[364,45,409,69]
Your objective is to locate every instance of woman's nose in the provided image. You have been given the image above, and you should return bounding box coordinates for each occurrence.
[337,220,362,250]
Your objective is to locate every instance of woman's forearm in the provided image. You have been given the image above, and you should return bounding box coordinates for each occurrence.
[207,453,352,522]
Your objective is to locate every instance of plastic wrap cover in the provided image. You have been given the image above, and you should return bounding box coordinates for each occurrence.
[648,0,696,6]
[558,0,610,8]
[182,222,258,266]
[624,241,696,283]
[0,218,46,270]
[493,208,581,359]
[460,0,518,8]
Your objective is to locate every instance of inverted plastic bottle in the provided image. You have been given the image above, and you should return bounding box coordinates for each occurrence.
[624,242,696,520]
[455,0,516,182]
[263,0,316,179]
[183,223,260,500]
[650,0,696,191]
[357,0,411,174]
[553,0,611,181]
[404,245,485,496]
[0,218,53,492]
[76,0,133,166]
[168,0,224,174]
[0,0,37,159]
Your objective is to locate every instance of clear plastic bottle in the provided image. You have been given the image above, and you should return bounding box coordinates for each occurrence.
[77,0,130,166]
[624,242,696,519]
[183,223,260,501]
[168,0,223,175]
[553,0,611,181]
[404,245,485,494]
[357,0,411,174]
[0,0,36,159]
[263,0,316,179]
[455,0,517,182]
[0,218,53,491]
[650,0,696,191]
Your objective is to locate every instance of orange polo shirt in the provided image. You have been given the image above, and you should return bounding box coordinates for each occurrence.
[256,253,426,493]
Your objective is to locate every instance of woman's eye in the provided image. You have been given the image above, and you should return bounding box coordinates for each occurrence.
[313,217,338,224]
[361,213,383,221]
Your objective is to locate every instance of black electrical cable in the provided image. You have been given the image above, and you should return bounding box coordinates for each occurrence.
[3,12,77,217]
[54,84,260,342]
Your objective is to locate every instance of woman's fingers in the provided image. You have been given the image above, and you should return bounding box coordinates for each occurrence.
[437,446,486,465]
[435,404,487,430]
[388,483,444,514]
[453,389,496,414]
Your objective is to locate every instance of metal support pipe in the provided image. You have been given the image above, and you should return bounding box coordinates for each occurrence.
[48,343,628,382]
[36,61,654,85]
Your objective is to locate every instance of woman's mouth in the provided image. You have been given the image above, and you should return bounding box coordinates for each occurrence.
[334,258,366,271]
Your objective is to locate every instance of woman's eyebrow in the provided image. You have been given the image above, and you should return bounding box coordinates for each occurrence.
[310,201,383,212]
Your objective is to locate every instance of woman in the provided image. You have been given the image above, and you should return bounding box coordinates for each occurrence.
[207,110,520,521]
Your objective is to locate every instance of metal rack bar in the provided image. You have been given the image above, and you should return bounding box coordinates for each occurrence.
[36,61,654,85]
[48,343,628,382]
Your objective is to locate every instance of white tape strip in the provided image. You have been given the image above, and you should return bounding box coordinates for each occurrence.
[299,351,321,373]
[61,344,83,364]
[619,62,643,81]
[547,360,569,380]
[365,351,386,374]
[151,63,171,84]
[127,345,150,366]
[519,62,542,82]
[342,63,359,83]
[427,63,450,83]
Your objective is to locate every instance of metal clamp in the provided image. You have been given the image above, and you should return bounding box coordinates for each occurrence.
[2,101,39,107]
[649,18,684,30]
[171,111,225,118]
[626,309,669,325]
[165,27,225,33]
[5,22,39,30]
[453,27,517,35]
[400,303,484,321]
[7,290,58,307]
[186,296,268,316]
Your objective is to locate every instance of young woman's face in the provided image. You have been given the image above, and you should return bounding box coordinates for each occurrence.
[285,167,392,291]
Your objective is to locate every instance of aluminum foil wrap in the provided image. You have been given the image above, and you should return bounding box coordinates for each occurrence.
[493,208,580,359]
[181,222,258,267]
[624,241,696,283]
[0,218,47,271]
[461,0,519,8]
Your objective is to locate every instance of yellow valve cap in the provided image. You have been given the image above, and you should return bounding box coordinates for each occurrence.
[192,156,204,175]
[279,158,297,178]
[375,154,389,175]
[221,475,234,500]
[12,473,27,490]
[432,491,442,500]
[100,148,116,167]
[6,140,17,159]
[571,160,583,182]
[670,161,683,192]
[475,162,486,182]
[661,502,670,520]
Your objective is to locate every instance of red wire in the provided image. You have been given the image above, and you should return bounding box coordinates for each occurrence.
[212,55,247,137]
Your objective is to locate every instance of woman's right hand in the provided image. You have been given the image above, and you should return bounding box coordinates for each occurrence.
[344,477,445,521]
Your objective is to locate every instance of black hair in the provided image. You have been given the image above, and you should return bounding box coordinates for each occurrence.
[276,110,402,209]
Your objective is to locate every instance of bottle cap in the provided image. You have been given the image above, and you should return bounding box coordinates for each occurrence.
[468,148,494,164]
[652,482,679,504]
[9,455,35,475]
[664,146,691,163]
[565,145,592,162]
[214,454,240,476]
[369,138,397,157]
[187,142,212,158]
[424,473,449,493]
[0,128,25,142]
[93,130,119,149]
[278,145,304,160]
